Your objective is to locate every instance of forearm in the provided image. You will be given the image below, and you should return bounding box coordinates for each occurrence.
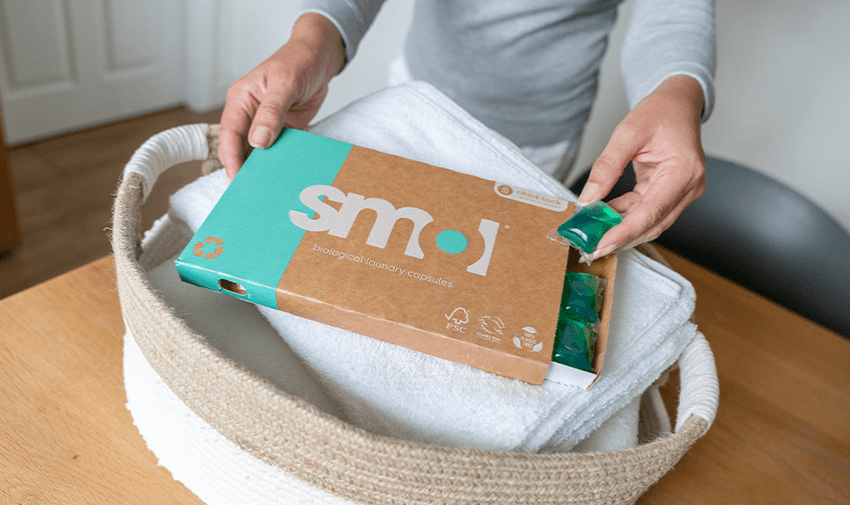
[289,12,346,84]
[647,75,705,128]
[621,0,716,122]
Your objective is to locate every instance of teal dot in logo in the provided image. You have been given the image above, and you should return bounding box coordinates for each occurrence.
[436,230,467,254]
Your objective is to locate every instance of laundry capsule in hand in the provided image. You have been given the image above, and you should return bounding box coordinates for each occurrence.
[553,201,622,261]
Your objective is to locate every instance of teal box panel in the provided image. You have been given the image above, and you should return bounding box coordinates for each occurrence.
[175,129,353,308]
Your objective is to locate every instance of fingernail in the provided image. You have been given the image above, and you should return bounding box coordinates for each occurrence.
[592,244,616,260]
[249,127,273,149]
[576,182,598,206]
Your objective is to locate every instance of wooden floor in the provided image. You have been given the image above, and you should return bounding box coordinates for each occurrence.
[0,107,222,300]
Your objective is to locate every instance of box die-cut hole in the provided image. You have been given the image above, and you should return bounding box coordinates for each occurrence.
[219,279,247,296]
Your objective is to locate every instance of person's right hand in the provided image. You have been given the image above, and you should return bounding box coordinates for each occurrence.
[218,13,346,179]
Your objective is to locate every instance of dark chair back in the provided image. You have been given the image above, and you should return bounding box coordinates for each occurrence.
[569,156,850,337]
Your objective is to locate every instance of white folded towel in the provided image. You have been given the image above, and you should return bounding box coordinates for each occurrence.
[167,82,697,452]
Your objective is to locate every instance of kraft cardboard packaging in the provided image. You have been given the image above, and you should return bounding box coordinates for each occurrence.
[176,129,613,386]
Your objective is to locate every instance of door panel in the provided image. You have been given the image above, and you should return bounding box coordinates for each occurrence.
[0,0,76,91]
[0,0,182,145]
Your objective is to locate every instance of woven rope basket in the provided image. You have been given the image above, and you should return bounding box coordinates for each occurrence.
[112,124,719,505]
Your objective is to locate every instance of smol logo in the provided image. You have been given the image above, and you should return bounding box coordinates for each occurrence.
[496,185,513,196]
[478,316,505,335]
[289,185,500,276]
[513,327,544,352]
[193,236,224,259]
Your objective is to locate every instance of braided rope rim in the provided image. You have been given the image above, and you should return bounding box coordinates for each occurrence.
[112,131,707,505]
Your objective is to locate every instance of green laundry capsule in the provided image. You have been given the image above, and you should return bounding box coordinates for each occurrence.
[561,272,603,324]
[552,314,596,372]
[555,201,623,255]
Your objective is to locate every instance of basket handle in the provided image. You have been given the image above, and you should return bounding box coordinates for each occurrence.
[674,331,719,435]
[122,123,215,202]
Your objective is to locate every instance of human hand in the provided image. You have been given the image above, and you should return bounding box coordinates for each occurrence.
[218,13,346,179]
[576,75,707,260]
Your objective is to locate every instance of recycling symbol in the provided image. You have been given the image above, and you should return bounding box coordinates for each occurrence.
[193,236,224,259]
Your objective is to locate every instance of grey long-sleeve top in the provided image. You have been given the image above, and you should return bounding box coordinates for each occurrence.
[295,0,715,147]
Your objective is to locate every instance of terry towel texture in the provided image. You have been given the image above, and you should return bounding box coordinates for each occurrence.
[163,82,697,452]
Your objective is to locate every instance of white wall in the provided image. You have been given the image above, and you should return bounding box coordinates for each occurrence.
[575,0,850,230]
[206,0,850,230]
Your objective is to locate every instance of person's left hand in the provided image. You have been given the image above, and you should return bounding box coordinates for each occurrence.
[576,75,707,260]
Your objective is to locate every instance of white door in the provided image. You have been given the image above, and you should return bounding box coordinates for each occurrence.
[0,0,183,145]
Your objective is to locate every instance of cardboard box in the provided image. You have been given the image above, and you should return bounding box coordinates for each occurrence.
[176,129,612,385]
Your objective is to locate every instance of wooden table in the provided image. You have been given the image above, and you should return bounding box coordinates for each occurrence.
[1,252,848,504]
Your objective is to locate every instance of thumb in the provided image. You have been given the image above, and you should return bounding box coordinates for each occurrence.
[248,87,295,150]
[577,125,643,206]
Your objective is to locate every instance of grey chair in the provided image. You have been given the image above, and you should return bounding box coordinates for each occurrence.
[569,156,850,337]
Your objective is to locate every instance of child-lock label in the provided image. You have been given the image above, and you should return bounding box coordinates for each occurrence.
[494,183,571,212]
